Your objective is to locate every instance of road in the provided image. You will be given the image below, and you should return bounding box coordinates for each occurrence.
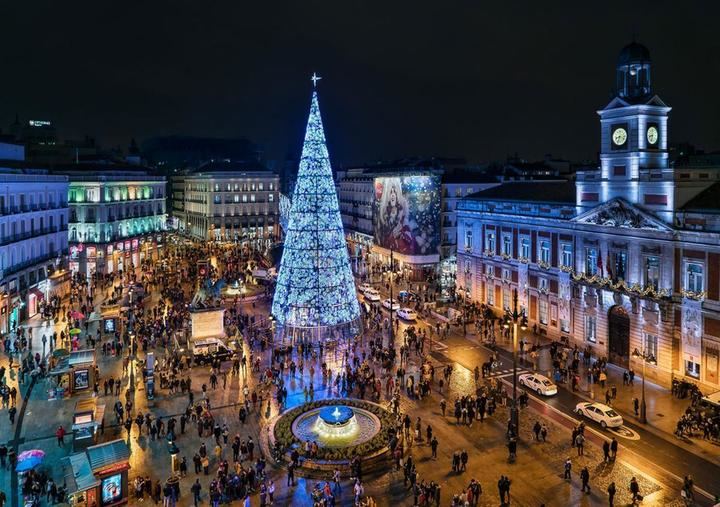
[364,288,720,501]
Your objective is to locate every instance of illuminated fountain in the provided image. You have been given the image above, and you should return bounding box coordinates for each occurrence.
[292,404,380,448]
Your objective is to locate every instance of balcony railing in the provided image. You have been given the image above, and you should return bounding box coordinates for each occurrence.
[1,250,68,280]
[0,226,67,246]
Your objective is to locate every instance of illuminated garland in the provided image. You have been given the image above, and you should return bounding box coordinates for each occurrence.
[271,90,361,329]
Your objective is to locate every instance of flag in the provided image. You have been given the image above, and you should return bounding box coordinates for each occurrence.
[606,253,613,280]
[596,252,603,276]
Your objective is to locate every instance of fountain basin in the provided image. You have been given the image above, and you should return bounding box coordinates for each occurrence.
[291,404,381,448]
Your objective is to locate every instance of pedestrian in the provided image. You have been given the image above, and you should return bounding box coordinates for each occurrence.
[191,479,202,506]
[56,425,66,446]
[633,397,640,417]
[580,466,590,494]
[602,440,610,462]
[540,424,548,442]
[563,457,572,480]
[610,437,618,459]
[431,436,438,459]
[607,481,616,506]
[630,477,641,504]
[575,433,584,456]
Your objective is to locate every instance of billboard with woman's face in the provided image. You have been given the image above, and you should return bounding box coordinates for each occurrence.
[373,175,441,256]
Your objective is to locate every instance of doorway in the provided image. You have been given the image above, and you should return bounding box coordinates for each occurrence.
[608,305,630,368]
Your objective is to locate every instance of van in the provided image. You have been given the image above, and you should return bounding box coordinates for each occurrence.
[192,338,234,365]
[699,391,720,413]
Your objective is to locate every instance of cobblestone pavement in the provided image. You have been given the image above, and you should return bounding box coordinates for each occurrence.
[0,265,716,506]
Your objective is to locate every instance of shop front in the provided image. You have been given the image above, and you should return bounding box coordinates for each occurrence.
[47,349,97,400]
[62,439,131,507]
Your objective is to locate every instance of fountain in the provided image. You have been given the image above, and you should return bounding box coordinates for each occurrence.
[291,403,381,448]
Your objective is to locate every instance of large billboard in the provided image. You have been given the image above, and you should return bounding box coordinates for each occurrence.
[373,175,441,256]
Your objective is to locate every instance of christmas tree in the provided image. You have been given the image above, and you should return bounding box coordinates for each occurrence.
[271,80,361,339]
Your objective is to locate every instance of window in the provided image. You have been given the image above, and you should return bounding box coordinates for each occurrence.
[686,359,700,378]
[561,244,573,267]
[226,183,231,191]
[259,182,264,191]
[251,195,256,203]
[585,247,598,275]
[464,229,473,251]
[485,264,494,277]
[560,319,570,333]
[485,232,496,253]
[214,195,221,204]
[214,184,220,192]
[503,288,511,310]
[539,299,548,325]
[233,195,240,203]
[268,194,274,203]
[486,283,494,306]
[539,241,550,263]
[251,183,256,191]
[502,268,511,281]
[502,236,512,256]
[686,263,704,293]
[520,237,530,259]
[645,256,660,289]
[269,182,275,191]
[539,278,548,292]
[645,333,658,363]
[586,316,597,343]
[242,195,248,203]
[613,251,627,280]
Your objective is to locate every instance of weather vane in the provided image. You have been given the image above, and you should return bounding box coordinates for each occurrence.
[311,72,322,88]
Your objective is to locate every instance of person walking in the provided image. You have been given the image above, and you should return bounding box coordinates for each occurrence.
[580,466,590,494]
[630,477,641,504]
[563,458,572,481]
[430,436,438,459]
[607,481,616,507]
[191,479,202,506]
[602,440,611,462]
[610,437,618,460]
[575,433,585,456]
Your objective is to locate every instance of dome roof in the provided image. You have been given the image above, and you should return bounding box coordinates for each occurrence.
[617,42,651,66]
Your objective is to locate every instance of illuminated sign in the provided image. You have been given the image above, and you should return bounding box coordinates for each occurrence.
[28,120,52,127]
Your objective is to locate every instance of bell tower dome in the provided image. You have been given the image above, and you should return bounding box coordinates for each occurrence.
[616,42,652,102]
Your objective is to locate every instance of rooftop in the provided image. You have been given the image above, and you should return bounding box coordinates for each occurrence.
[680,181,720,212]
[464,180,576,205]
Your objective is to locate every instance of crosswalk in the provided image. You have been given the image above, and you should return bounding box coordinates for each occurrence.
[486,368,528,378]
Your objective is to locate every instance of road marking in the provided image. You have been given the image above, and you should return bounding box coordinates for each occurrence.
[607,425,641,441]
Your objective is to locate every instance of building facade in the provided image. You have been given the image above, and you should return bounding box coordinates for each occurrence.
[66,170,168,275]
[0,169,69,332]
[176,162,280,246]
[457,43,720,390]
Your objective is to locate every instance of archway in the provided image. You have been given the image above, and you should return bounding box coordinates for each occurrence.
[608,305,630,368]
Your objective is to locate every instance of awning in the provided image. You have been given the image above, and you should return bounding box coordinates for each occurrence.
[28,288,44,300]
[61,453,100,495]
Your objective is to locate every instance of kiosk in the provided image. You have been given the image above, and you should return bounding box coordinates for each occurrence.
[62,439,130,507]
[72,397,106,450]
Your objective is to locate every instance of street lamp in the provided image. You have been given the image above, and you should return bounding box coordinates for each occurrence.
[503,289,528,436]
[631,348,655,424]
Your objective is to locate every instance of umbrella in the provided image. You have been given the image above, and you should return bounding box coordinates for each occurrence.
[69,328,82,335]
[16,450,45,472]
[70,311,85,320]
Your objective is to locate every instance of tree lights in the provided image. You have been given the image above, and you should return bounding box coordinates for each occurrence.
[271,88,361,338]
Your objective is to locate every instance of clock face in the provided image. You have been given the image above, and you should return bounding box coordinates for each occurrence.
[612,128,628,146]
[647,126,659,145]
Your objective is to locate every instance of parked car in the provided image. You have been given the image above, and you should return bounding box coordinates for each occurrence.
[364,289,381,302]
[382,298,400,312]
[574,402,623,428]
[397,308,417,321]
[358,283,373,293]
[518,373,557,396]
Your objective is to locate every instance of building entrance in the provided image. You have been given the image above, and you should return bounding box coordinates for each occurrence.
[608,305,630,368]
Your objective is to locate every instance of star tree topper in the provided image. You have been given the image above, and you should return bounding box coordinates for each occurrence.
[311,72,322,88]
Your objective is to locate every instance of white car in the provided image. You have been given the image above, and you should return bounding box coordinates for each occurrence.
[358,283,373,293]
[382,298,400,312]
[518,373,557,396]
[574,402,623,429]
[364,289,381,302]
[397,308,417,321]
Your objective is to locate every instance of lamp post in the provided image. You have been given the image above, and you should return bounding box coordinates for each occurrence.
[631,348,654,424]
[503,289,528,435]
[389,248,394,348]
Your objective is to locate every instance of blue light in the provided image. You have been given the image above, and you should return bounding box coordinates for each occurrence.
[272,90,361,334]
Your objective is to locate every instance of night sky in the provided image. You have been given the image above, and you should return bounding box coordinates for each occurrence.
[2,1,719,165]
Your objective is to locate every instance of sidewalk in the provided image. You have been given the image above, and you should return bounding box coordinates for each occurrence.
[459,324,720,466]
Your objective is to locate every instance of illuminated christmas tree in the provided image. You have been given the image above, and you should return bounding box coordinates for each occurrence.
[272,77,361,340]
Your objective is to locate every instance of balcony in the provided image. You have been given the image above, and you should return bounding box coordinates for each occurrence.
[0,226,66,246]
[1,250,68,280]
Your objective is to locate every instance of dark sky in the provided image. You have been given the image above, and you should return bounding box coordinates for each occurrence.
[2,1,719,165]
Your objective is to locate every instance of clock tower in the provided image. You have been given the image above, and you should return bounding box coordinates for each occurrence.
[578,42,674,223]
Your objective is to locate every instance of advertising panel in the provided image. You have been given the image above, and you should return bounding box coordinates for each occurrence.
[373,175,441,256]
[101,474,122,505]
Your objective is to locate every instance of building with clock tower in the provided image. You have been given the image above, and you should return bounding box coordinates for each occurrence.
[457,42,720,391]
